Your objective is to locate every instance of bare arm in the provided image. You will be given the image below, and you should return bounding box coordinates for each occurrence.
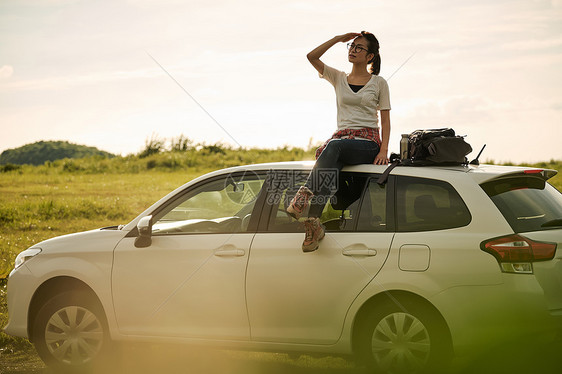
[374,110,391,165]
[307,33,360,74]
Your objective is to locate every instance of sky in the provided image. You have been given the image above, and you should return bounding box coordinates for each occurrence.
[1,0,561,163]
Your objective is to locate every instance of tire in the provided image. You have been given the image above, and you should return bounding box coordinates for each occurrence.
[357,298,452,374]
[32,291,111,373]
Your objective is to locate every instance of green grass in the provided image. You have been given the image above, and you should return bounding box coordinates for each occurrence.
[0,150,560,363]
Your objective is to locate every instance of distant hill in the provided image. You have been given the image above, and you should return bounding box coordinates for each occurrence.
[0,141,115,166]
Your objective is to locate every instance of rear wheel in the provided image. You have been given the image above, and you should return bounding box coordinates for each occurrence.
[32,291,110,372]
[357,299,452,374]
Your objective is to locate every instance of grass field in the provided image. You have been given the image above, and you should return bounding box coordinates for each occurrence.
[0,171,202,277]
[0,151,560,372]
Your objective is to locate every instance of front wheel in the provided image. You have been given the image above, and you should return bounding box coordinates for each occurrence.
[357,299,452,374]
[32,291,111,372]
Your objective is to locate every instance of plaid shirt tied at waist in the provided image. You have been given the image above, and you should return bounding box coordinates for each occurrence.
[315,127,382,159]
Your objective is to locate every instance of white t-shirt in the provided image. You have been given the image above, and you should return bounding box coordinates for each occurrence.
[320,64,391,130]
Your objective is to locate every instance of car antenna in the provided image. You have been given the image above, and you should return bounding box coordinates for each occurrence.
[469,144,486,165]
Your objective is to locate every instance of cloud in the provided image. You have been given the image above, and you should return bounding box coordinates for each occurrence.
[0,66,160,91]
[0,65,14,79]
[408,96,496,118]
[550,99,562,111]
[502,37,562,52]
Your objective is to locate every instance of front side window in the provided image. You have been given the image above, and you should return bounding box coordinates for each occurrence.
[396,176,471,232]
[152,172,265,234]
[481,176,562,232]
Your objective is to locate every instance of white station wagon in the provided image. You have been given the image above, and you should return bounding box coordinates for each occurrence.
[5,161,562,373]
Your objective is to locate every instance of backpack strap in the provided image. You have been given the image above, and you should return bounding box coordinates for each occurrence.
[377,159,400,185]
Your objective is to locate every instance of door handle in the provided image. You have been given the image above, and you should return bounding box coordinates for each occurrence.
[214,245,245,257]
[342,244,377,257]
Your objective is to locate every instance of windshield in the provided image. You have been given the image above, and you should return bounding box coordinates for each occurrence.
[481,176,562,233]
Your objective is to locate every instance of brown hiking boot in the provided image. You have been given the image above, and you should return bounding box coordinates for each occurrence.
[302,217,325,252]
[287,186,313,220]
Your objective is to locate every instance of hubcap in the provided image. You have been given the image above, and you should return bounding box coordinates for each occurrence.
[371,312,430,373]
[44,305,104,365]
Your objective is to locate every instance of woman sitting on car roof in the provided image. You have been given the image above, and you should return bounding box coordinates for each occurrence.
[287,31,392,252]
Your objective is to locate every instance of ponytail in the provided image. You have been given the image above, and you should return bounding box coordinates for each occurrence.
[360,31,381,75]
[370,54,381,76]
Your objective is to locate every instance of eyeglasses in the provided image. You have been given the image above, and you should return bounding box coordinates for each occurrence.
[347,43,368,53]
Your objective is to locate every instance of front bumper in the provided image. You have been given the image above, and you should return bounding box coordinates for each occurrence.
[3,265,36,339]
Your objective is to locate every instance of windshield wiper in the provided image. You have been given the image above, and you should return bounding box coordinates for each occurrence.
[541,219,562,228]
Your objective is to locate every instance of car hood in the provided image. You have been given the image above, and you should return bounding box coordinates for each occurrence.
[29,227,128,255]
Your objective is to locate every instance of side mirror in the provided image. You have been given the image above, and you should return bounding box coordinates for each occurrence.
[135,215,153,248]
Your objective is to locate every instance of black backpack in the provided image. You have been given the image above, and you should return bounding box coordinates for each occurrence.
[405,128,472,165]
[377,128,473,185]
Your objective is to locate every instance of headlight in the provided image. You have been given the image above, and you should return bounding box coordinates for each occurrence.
[14,248,42,270]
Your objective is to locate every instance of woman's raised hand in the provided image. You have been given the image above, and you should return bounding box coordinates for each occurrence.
[336,33,361,43]
[307,33,361,74]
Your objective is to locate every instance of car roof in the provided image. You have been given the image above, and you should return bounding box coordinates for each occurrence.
[206,161,556,184]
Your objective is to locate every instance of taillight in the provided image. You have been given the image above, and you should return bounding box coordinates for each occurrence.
[523,169,543,174]
[481,234,557,274]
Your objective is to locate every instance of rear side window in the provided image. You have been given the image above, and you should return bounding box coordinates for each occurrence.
[396,176,471,232]
[265,171,368,232]
[481,176,562,232]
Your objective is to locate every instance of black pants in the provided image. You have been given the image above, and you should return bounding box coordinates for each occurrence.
[305,139,380,218]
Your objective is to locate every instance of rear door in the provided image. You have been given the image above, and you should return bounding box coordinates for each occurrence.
[245,171,394,344]
[389,175,502,286]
